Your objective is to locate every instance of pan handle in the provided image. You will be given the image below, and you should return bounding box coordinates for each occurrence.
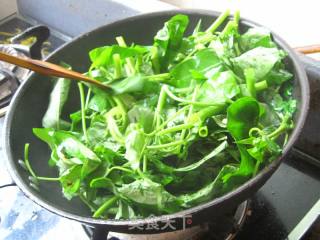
[10,25,50,59]
[0,183,17,189]
[0,173,17,189]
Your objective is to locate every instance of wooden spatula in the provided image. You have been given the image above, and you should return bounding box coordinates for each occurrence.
[294,44,320,55]
[0,51,109,90]
[2,44,318,91]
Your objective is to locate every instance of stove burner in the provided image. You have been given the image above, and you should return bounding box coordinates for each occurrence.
[0,25,51,116]
[0,45,27,116]
[82,201,250,240]
[0,45,31,82]
[0,69,19,116]
[0,45,21,72]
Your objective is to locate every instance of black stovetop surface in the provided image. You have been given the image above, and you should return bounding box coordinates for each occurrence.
[0,15,320,240]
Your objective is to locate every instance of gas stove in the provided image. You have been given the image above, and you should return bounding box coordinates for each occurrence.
[0,15,65,116]
[0,1,320,240]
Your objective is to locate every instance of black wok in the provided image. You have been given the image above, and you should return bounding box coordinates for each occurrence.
[3,10,309,234]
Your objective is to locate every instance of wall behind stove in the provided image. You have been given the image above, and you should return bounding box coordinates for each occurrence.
[161,0,320,53]
[0,0,17,19]
[16,0,173,37]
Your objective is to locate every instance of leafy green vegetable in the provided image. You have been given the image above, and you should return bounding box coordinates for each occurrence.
[175,141,228,172]
[109,74,159,95]
[124,126,145,170]
[88,93,111,112]
[239,27,276,51]
[232,47,285,80]
[117,178,181,213]
[224,97,260,180]
[89,45,148,69]
[42,68,71,130]
[115,199,136,219]
[196,70,239,104]
[154,14,189,70]
[23,11,296,219]
[227,97,260,140]
[128,106,154,133]
[90,177,114,188]
[179,165,237,206]
[170,49,221,87]
[60,165,82,200]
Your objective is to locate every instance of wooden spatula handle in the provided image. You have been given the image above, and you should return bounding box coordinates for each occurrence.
[295,44,320,55]
[0,51,109,90]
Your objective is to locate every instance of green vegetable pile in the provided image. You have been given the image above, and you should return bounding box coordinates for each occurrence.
[23,10,296,219]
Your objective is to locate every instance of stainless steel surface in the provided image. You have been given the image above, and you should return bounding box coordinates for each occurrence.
[288,199,320,240]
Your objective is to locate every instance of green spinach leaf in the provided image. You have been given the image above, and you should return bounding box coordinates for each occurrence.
[42,75,71,130]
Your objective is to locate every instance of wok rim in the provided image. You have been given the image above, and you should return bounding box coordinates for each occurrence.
[3,9,310,227]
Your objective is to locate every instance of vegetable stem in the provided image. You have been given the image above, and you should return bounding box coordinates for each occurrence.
[146,140,185,150]
[113,53,122,79]
[245,68,256,98]
[105,166,134,177]
[157,123,194,136]
[177,84,199,154]
[142,155,148,172]
[146,105,190,136]
[221,21,236,36]
[80,193,97,212]
[93,196,119,218]
[36,177,61,181]
[153,85,167,129]
[255,80,268,91]
[206,9,230,33]
[189,105,225,124]
[234,10,240,25]
[147,73,171,82]
[113,96,128,128]
[24,143,37,179]
[196,33,215,44]
[24,144,60,182]
[105,107,125,144]
[135,55,142,73]
[85,88,91,109]
[78,83,88,142]
[193,19,202,35]
[268,115,290,139]
[151,47,161,74]
[116,36,135,75]
[145,85,169,171]
[198,126,208,137]
[174,141,228,172]
[164,86,223,106]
